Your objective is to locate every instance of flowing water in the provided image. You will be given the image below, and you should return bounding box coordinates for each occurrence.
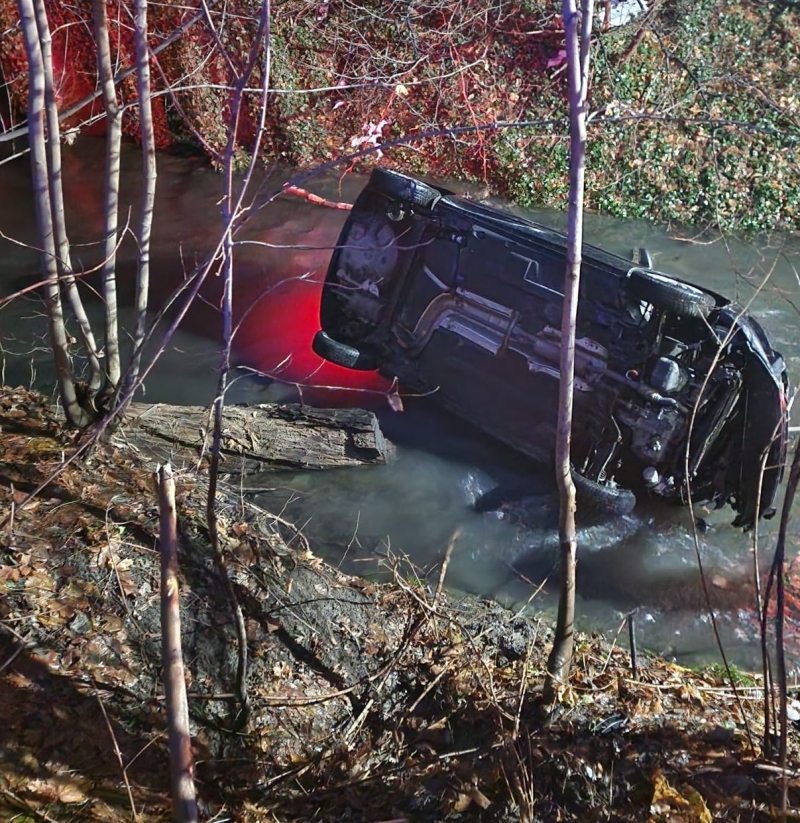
[2,137,799,671]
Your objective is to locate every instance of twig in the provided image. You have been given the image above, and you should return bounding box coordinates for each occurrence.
[681,262,783,756]
[1,789,61,823]
[203,0,274,734]
[158,463,199,823]
[0,641,24,676]
[513,642,534,741]
[94,685,138,821]
[284,185,353,210]
[407,660,454,716]
[5,484,15,551]
[0,8,208,145]
[433,525,461,611]
[341,698,374,744]
[628,610,638,679]
[772,435,800,817]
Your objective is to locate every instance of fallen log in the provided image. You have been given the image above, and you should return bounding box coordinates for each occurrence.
[122,402,395,473]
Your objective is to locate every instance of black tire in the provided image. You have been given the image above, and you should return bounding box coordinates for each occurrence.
[626,268,715,319]
[369,168,440,210]
[312,331,378,371]
[571,469,637,517]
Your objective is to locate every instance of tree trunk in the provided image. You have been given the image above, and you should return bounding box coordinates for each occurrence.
[92,0,123,389]
[16,0,91,428]
[32,0,103,398]
[124,0,156,395]
[545,0,594,698]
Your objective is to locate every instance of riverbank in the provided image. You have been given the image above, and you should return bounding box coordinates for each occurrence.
[1,0,797,235]
[0,385,797,821]
[262,0,800,236]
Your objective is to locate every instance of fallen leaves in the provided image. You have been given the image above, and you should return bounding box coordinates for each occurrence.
[649,772,712,823]
[25,774,90,805]
[1,386,799,822]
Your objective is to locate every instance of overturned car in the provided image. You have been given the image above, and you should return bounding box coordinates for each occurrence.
[313,169,789,528]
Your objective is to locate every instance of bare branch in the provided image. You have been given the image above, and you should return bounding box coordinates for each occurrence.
[0,8,207,145]
[157,463,199,823]
[203,0,274,732]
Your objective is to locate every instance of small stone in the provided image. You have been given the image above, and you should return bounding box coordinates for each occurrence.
[69,611,92,635]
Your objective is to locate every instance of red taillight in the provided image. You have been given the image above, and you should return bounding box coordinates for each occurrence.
[233,275,390,405]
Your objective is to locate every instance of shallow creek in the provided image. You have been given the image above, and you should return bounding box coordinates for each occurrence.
[2,137,799,671]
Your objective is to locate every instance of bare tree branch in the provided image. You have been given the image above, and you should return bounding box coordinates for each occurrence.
[157,463,199,823]
[774,440,799,818]
[0,8,207,145]
[204,0,274,732]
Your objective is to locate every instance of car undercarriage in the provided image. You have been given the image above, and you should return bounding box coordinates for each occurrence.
[313,169,790,528]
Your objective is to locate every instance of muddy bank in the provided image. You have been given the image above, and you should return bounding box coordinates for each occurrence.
[0,385,798,821]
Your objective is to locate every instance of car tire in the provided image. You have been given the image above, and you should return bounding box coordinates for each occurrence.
[370,168,440,210]
[571,469,637,517]
[626,269,715,319]
[312,331,378,371]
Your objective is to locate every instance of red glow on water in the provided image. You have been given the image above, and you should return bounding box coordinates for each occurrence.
[233,276,391,405]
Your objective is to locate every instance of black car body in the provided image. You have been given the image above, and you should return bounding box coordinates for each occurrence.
[313,169,789,528]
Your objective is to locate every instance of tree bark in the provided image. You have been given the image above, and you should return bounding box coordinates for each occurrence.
[123,402,394,473]
[92,0,124,389]
[31,0,104,399]
[157,463,199,823]
[546,0,594,698]
[124,0,156,395]
[16,0,91,428]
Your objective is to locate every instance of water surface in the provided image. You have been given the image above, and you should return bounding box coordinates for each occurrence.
[2,137,799,671]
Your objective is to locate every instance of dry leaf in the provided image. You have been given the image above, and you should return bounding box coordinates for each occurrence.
[451,792,472,813]
[650,773,711,823]
[468,785,492,809]
[102,614,125,632]
[55,778,89,804]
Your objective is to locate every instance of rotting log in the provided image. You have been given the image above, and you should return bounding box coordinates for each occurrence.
[121,402,395,473]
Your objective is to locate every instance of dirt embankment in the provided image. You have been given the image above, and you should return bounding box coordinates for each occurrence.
[0,385,798,821]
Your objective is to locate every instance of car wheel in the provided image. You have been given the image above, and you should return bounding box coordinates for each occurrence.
[626,269,715,319]
[312,331,378,371]
[571,469,637,517]
[370,168,440,210]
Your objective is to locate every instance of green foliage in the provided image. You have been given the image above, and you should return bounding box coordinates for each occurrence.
[703,662,758,687]
[162,0,799,233]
